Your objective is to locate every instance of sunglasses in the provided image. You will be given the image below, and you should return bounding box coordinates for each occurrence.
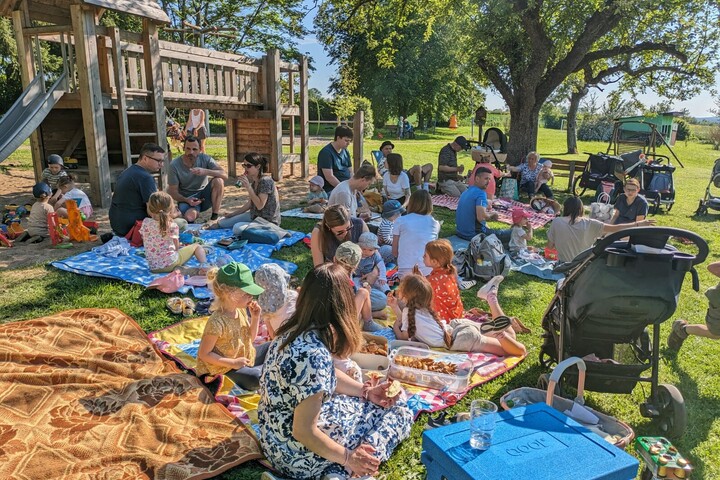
[148,156,165,163]
[331,225,353,236]
[242,163,256,169]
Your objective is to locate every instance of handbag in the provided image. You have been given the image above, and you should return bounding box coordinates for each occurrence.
[589,192,613,222]
[498,177,519,200]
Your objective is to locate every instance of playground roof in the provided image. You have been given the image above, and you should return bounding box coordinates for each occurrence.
[0,0,169,24]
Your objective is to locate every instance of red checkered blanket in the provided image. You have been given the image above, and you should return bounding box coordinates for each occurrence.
[431,195,555,228]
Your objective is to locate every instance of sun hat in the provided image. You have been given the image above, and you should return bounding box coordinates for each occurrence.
[47,154,64,166]
[255,263,290,313]
[511,207,529,225]
[382,199,405,219]
[32,182,52,198]
[216,262,264,295]
[358,232,379,250]
[380,140,395,150]
[454,136,469,149]
[309,175,325,188]
[334,241,362,268]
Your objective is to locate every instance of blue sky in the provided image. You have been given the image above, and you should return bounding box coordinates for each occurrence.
[298,2,718,118]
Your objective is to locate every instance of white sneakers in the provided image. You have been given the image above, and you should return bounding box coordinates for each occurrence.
[476,275,504,301]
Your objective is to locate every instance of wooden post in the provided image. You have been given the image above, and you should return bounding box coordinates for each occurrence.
[288,71,295,176]
[266,49,282,181]
[299,56,309,178]
[142,19,167,187]
[109,27,131,168]
[71,4,111,207]
[12,3,44,183]
[352,110,364,172]
[226,117,237,178]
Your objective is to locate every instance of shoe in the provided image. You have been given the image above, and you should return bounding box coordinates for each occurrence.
[424,411,471,430]
[667,319,688,351]
[210,213,219,221]
[510,316,531,334]
[480,315,513,335]
[182,298,196,317]
[28,235,44,244]
[100,232,114,244]
[166,297,183,315]
[458,279,477,290]
[362,319,385,332]
[477,275,504,300]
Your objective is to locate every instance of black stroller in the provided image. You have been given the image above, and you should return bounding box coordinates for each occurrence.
[539,227,708,437]
[616,150,676,214]
[572,152,624,197]
[695,158,720,215]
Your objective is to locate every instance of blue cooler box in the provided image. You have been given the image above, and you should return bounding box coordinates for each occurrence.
[422,403,638,480]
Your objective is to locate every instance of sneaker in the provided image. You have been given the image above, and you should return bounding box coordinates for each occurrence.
[210,213,219,221]
[100,232,114,244]
[480,315,513,335]
[458,279,477,291]
[477,275,504,300]
[667,319,688,351]
[362,319,385,332]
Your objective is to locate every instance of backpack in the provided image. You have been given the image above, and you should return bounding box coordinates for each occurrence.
[452,233,511,282]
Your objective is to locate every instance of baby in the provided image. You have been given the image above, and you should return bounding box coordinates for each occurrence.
[535,160,554,193]
[354,232,390,293]
[377,199,405,265]
[255,263,298,340]
[303,175,328,213]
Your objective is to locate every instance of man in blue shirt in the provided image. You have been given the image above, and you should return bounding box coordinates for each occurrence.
[456,167,511,242]
[318,125,353,194]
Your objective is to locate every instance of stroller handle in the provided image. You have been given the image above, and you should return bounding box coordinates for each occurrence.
[547,357,586,407]
[592,227,709,266]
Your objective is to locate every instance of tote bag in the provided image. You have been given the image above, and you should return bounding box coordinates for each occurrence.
[498,178,519,200]
[589,192,613,222]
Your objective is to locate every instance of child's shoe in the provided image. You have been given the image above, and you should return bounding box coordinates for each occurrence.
[181,298,196,317]
[480,315,513,336]
[166,297,183,315]
[476,275,504,300]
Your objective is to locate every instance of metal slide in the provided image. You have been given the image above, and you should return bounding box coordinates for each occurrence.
[0,72,67,163]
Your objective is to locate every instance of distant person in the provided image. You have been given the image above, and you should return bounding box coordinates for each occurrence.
[397,115,404,139]
[508,151,554,199]
[184,108,207,152]
[109,143,165,236]
[437,136,468,197]
[318,125,353,194]
[167,136,227,223]
[455,167,511,243]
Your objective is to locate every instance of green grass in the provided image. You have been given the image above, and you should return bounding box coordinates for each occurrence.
[2,128,720,479]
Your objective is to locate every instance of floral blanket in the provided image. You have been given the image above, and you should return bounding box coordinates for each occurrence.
[0,309,262,480]
[149,316,525,428]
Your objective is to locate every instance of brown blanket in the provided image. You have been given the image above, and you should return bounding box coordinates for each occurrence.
[0,308,262,480]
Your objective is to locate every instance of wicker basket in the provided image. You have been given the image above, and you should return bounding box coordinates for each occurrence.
[499,357,635,449]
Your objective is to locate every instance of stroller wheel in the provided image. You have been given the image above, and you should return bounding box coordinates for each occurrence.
[538,349,555,369]
[666,201,674,212]
[572,176,586,197]
[655,383,687,438]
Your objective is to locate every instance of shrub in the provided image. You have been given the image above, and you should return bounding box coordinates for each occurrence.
[709,125,720,150]
[675,119,691,141]
[577,119,613,142]
[332,96,374,138]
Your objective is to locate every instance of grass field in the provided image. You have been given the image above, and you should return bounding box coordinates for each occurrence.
[2,128,720,479]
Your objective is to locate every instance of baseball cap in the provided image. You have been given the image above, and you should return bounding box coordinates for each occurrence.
[216,262,264,295]
[334,241,362,268]
[47,154,64,166]
[380,140,395,150]
[511,207,529,225]
[358,232,379,250]
[309,175,325,188]
[454,136,469,149]
[33,182,52,198]
[382,199,406,219]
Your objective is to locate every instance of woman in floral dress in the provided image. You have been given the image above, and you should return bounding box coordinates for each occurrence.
[258,263,413,480]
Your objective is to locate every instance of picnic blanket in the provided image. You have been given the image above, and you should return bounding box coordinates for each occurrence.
[149,316,525,428]
[0,308,262,480]
[431,195,554,229]
[282,207,382,227]
[510,254,564,281]
[51,228,305,298]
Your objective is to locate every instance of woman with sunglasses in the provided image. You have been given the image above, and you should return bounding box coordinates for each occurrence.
[211,153,280,231]
[310,205,368,266]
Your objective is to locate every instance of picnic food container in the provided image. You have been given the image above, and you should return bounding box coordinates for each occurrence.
[388,346,471,393]
[388,339,429,354]
[499,357,635,449]
[352,333,390,381]
[635,436,692,479]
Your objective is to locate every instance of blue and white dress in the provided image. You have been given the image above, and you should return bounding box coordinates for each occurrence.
[258,330,413,479]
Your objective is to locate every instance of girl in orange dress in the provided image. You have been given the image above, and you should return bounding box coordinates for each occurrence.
[423,239,464,322]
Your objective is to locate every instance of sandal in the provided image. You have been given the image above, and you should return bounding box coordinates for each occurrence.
[166,297,183,315]
[182,298,196,317]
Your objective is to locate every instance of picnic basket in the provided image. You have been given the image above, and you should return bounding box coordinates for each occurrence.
[499,357,635,449]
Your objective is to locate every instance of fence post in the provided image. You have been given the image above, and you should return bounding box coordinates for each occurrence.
[352,110,364,172]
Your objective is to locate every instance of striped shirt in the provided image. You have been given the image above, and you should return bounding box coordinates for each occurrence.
[41,168,68,189]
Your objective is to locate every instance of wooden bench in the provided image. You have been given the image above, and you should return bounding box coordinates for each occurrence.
[542,157,588,192]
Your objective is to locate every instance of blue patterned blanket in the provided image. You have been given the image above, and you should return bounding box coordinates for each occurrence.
[51,229,307,298]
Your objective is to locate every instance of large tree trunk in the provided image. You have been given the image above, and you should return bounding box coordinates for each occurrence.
[566,87,587,154]
[506,103,541,166]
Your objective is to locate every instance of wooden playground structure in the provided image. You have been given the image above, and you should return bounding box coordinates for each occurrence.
[0,0,310,207]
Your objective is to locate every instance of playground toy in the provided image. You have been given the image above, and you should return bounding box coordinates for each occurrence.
[48,200,97,245]
[0,0,310,207]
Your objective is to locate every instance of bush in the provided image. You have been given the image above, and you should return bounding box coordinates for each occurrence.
[710,125,720,150]
[577,119,613,142]
[675,119,691,141]
[332,96,374,138]
[540,105,565,130]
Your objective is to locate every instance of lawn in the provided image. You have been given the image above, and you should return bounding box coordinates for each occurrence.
[2,128,720,479]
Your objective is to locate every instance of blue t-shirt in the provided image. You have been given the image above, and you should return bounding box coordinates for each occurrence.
[109,164,157,236]
[317,143,351,193]
[456,186,487,239]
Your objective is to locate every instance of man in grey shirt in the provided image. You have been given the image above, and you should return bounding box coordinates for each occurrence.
[437,135,468,197]
[167,136,228,222]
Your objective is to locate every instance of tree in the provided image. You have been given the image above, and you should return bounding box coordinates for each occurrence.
[156,0,309,58]
[0,19,21,113]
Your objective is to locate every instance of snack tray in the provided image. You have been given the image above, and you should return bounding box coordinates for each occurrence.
[388,346,471,393]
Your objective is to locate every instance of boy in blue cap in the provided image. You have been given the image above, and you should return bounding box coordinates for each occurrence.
[24,182,55,243]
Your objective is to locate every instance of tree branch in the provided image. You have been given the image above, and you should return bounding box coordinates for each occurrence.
[578,41,688,70]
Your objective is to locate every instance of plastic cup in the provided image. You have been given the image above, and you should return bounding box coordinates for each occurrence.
[470,399,497,450]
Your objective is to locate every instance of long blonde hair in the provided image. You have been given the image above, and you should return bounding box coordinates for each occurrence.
[146,191,175,236]
[425,239,456,276]
[398,274,451,348]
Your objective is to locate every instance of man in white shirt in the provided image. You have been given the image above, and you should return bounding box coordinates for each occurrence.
[328,164,377,217]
